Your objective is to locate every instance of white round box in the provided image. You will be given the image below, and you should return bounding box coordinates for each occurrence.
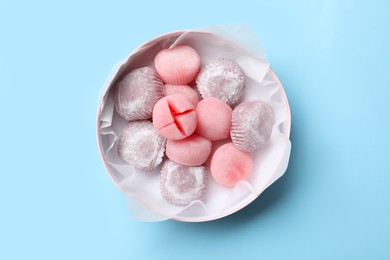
[97,27,291,222]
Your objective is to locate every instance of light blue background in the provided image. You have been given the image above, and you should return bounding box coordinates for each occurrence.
[1,0,389,259]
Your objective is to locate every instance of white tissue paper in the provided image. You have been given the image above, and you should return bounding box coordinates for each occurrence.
[97,25,291,222]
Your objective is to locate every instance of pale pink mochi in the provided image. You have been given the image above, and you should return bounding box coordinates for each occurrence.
[195,97,232,141]
[153,94,196,140]
[196,58,245,106]
[118,121,166,171]
[165,84,200,106]
[210,143,253,188]
[160,160,207,206]
[231,101,274,152]
[166,134,212,166]
[113,67,164,121]
[154,45,201,85]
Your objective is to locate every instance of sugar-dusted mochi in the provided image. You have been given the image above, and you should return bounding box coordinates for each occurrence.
[118,121,166,171]
[195,97,232,141]
[154,45,201,85]
[113,67,164,121]
[196,58,245,106]
[153,94,197,140]
[231,101,274,152]
[165,84,200,106]
[160,160,207,206]
[166,134,212,166]
[210,143,253,188]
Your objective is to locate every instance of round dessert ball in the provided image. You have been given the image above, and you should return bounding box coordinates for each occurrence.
[195,97,232,141]
[166,134,212,166]
[165,84,200,106]
[113,67,164,121]
[231,101,274,152]
[160,160,207,206]
[154,45,201,85]
[153,94,197,140]
[210,143,253,188]
[196,58,245,106]
[118,121,166,171]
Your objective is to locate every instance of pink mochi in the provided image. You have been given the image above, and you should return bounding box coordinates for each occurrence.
[166,134,212,166]
[165,84,200,106]
[154,45,201,85]
[210,143,253,188]
[195,97,232,141]
[153,94,197,140]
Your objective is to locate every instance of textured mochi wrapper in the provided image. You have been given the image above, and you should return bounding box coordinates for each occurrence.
[113,67,165,121]
[154,45,201,85]
[160,160,207,206]
[211,143,253,188]
[196,58,245,106]
[166,134,212,166]
[153,94,197,140]
[231,101,274,152]
[118,121,166,171]
[195,97,232,141]
[165,84,200,106]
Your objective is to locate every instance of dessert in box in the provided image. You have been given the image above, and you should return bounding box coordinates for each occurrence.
[97,25,291,222]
